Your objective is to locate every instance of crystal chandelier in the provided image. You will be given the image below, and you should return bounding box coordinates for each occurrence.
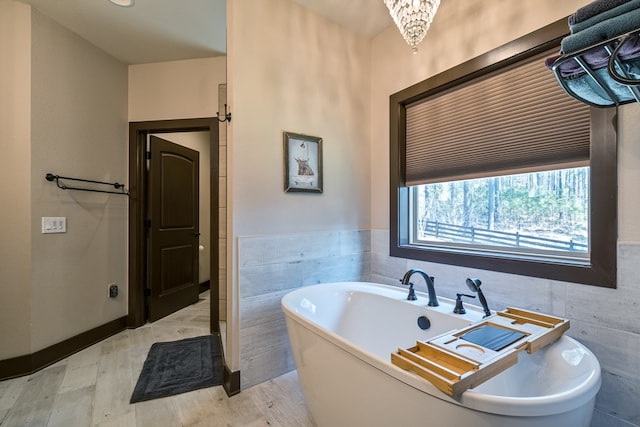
[384,0,440,53]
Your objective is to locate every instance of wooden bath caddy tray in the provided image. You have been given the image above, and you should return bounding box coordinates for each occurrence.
[391,307,569,396]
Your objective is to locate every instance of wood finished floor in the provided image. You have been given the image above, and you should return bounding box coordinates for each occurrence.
[0,292,315,427]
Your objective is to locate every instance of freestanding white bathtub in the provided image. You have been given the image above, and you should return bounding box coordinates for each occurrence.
[282,282,601,427]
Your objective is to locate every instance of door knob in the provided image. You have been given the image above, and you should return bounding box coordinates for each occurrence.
[194,232,201,237]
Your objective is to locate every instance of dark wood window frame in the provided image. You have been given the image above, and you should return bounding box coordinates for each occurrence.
[389,19,618,288]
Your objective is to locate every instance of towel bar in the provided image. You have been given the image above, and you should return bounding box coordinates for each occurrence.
[45,173,129,196]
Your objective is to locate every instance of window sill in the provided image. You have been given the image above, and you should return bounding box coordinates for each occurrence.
[390,243,614,288]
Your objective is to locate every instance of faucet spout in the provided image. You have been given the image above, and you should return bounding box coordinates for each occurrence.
[401,268,439,307]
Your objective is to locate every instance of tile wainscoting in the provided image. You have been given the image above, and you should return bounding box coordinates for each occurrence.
[238,230,371,389]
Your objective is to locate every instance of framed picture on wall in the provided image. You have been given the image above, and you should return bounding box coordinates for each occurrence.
[283,131,323,193]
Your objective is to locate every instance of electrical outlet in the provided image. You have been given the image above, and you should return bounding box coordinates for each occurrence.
[108,283,118,298]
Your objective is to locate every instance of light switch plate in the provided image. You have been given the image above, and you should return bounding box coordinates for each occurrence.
[42,217,67,234]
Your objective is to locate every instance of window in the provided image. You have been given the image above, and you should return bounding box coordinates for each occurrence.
[389,19,617,288]
[412,167,590,257]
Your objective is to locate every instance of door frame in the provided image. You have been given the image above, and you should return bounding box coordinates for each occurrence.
[127,118,219,333]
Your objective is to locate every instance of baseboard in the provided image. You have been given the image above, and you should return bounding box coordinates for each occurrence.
[199,280,211,294]
[223,364,241,397]
[0,316,128,381]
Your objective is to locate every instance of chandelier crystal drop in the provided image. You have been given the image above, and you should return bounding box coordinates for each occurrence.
[384,0,440,53]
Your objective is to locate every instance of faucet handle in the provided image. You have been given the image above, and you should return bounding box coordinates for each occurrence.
[453,293,476,314]
[406,282,417,301]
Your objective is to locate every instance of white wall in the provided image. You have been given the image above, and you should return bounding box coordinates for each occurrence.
[370,1,640,426]
[0,0,32,359]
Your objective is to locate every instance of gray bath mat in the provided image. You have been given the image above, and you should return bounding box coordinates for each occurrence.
[130,335,223,403]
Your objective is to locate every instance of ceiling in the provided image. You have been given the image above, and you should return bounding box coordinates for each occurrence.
[18,0,393,65]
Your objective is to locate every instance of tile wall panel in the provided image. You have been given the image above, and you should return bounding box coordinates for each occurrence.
[238,230,370,389]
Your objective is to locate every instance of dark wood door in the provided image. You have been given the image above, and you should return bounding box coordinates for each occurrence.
[148,135,200,322]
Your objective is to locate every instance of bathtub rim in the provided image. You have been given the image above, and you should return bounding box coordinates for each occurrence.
[281,281,602,418]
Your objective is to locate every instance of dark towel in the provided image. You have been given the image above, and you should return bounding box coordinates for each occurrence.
[548,34,640,78]
[570,0,640,33]
[561,7,640,53]
[569,0,632,25]
[555,58,640,107]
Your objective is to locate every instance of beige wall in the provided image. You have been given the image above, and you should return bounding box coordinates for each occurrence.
[618,105,640,240]
[228,0,371,237]
[227,0,372,378]
[0,0,32,359]
[128,57,226,122]
[29,8,129,351]
[0,2,129,357]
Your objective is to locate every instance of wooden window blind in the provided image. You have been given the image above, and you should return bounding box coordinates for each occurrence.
[404,49,592,186]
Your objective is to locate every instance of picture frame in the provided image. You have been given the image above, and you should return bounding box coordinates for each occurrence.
[283,131,323,193]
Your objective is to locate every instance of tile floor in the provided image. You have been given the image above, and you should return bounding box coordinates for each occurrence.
[0,291,315,427]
